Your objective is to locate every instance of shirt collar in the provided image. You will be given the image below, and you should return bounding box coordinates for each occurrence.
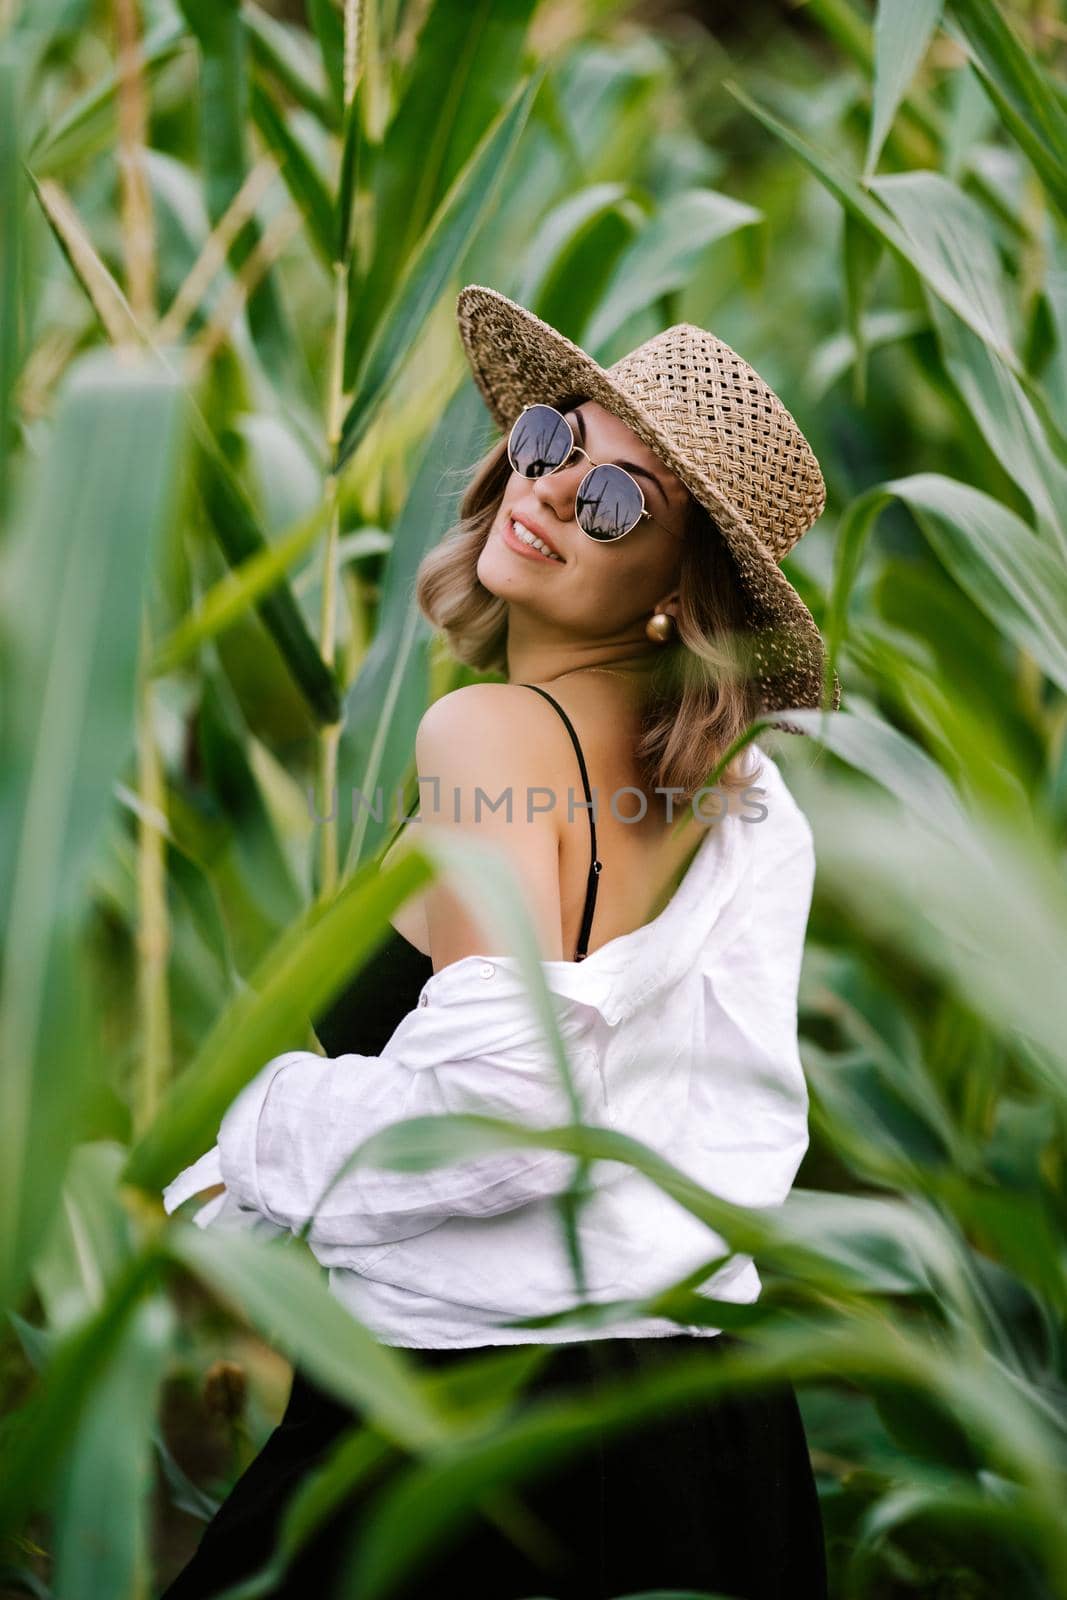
[416,750,770,1029]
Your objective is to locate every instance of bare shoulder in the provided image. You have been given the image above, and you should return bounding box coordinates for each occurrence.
[415,682,568,786]
[417,681,549,739]
[410,684,570,964]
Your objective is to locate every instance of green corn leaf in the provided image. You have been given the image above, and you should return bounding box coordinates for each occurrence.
[50,1293,175,1600]
[344,0,541,370]
[249,79,335,268]
[924,289,1067,556]
[31,1144,136,1337]
[166,1222,446,1449]
[866,0,944,178]
[336,380,489,878]
[307,0,345,122]
[582,187,762,358]
[0,45,22,520]
[176,0,302,396]
[944,0,1067,219]
[887,473,1067,695]
[0,350,185,1311]
[122,849,432,1191]
[151,498,330,677]
[243,1,337,130]
[0,1250,162,1540]
[515,182,638,339]
[723,79,1025,377]
[337,71,542,470]
[192,428,342,725]
[28,17,187,177]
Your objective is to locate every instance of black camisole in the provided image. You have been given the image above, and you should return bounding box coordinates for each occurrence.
[315,684,601,1055]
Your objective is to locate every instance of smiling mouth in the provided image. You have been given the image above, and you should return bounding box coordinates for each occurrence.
[504,514,565,562]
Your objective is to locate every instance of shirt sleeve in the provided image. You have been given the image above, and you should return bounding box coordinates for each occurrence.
[163,957,630,1251]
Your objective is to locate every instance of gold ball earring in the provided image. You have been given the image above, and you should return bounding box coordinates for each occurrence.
[645,611,675,644]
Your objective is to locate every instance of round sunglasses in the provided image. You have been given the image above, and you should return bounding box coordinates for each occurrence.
[506,403,658,543]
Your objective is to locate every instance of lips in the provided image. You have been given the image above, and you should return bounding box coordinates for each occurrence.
[505,511,565,561]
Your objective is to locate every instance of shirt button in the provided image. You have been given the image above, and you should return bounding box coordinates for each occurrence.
[479,962,495,979]
[418,992,429,1006]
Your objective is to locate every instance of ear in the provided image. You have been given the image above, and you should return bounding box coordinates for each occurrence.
[654,590,681,616]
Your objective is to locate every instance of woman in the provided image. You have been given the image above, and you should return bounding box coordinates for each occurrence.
[160,285,839,1599]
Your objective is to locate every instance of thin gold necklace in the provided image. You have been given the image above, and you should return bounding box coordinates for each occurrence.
[549,666,645,686]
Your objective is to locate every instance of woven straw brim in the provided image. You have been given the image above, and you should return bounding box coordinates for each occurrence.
[456,285,840,734]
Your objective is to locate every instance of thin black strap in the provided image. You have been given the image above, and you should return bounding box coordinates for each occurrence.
[518,683,602,961]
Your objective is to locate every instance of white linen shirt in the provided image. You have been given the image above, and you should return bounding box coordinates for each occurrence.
[162,745,816,1348]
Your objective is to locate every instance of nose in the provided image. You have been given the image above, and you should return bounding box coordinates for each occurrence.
[531,455,586,525]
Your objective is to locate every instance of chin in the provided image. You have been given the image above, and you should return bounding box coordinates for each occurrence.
[475,541,509,598]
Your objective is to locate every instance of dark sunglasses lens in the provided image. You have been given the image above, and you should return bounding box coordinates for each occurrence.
[576,464,644,541]
[508,405,574,478]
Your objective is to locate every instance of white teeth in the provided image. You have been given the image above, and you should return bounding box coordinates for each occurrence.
[511,517,562,560]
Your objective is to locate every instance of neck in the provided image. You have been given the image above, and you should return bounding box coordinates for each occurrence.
[504,618,661,686]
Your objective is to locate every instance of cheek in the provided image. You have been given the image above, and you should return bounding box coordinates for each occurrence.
[624,530,683,611]
[501,474,527,509]
[636,522,684,598]
[490,482,526,541]
[569,544,663,618]
[477,497,513,567]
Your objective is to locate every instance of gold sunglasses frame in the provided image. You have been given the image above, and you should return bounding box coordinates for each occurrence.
[506,403,655,543]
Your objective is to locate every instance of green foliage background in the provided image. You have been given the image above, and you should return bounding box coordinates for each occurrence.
[1,0,1066,1594]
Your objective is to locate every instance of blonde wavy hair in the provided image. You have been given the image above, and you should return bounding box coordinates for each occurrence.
[414,393,766,804]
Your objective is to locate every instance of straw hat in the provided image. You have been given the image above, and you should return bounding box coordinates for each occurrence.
[455,284,840,734]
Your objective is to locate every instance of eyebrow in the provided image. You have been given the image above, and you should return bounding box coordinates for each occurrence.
[570,406,669,510]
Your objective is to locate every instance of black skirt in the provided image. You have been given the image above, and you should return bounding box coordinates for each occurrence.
[161,1331,828,1600]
